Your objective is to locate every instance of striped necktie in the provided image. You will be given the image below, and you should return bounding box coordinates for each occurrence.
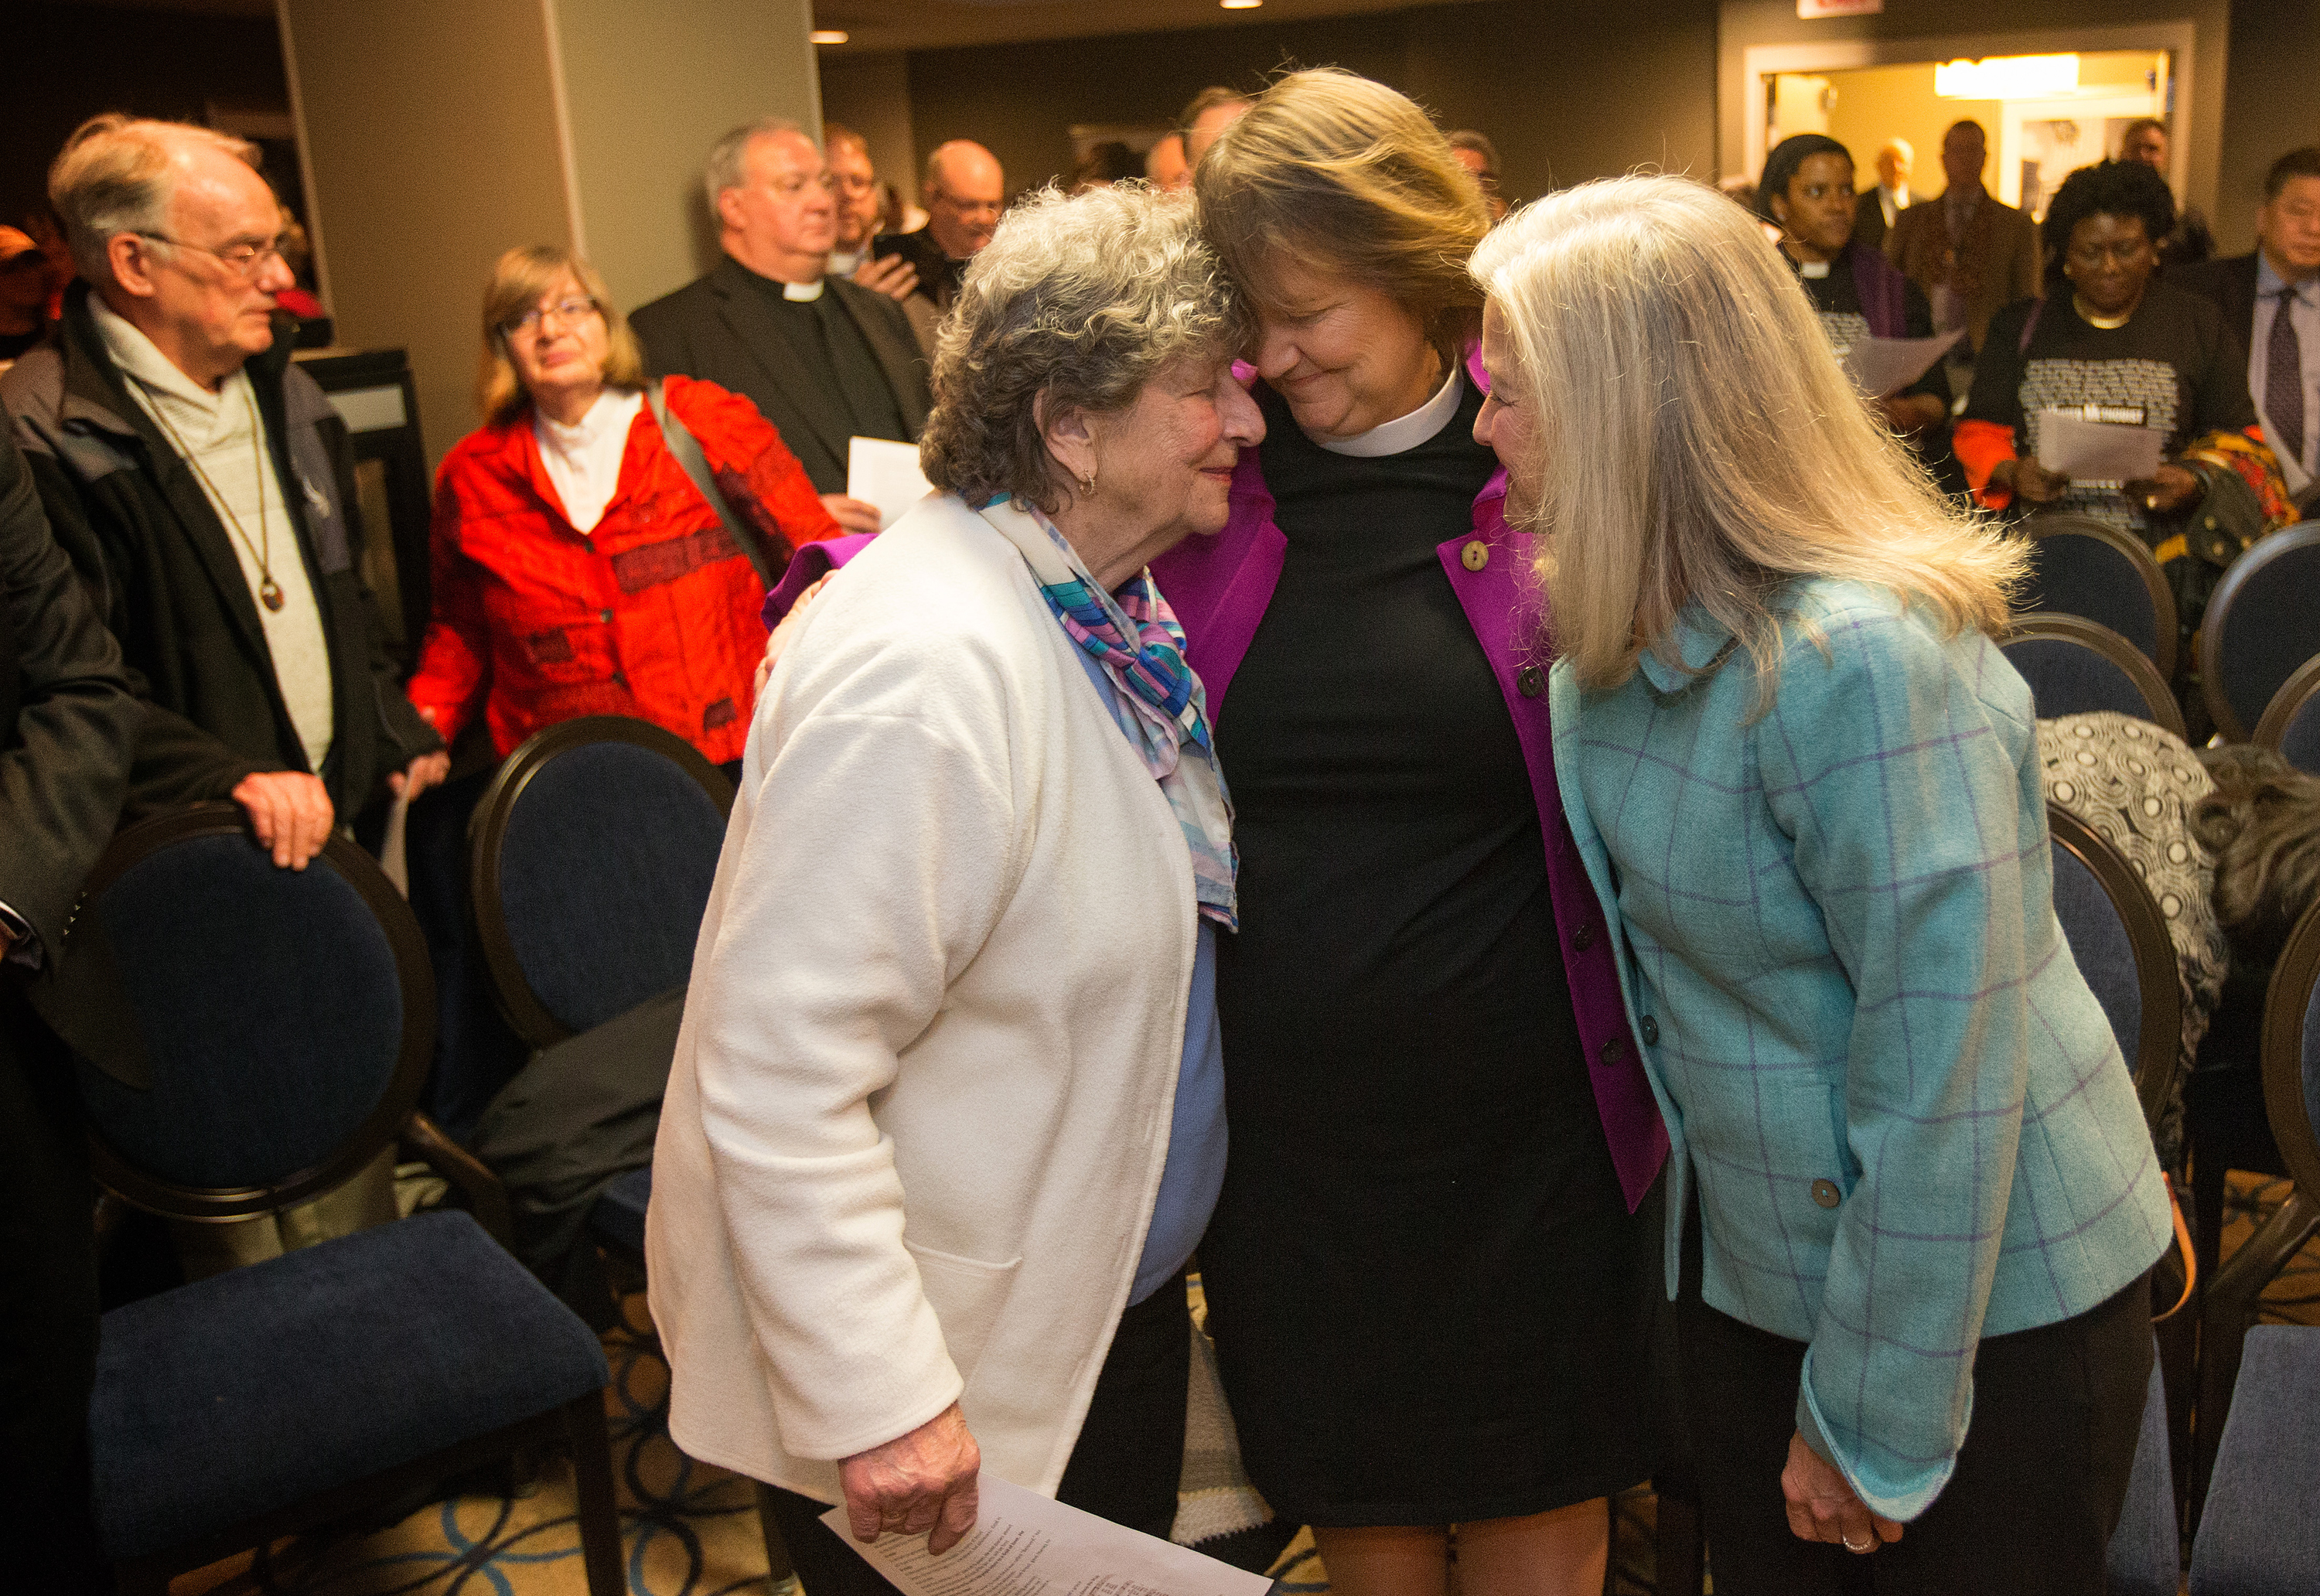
[2268,284,2306,472]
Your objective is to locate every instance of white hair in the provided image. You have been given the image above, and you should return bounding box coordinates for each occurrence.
[1469,173,2021,703]
[49,113,262,281]
[704,117,807,215]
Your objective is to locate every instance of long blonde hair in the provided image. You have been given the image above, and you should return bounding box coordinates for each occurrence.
[1469,174,2021,702]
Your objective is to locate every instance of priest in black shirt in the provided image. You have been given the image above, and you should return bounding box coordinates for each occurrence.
[631,119,930,536]
[1760,134,1962,496]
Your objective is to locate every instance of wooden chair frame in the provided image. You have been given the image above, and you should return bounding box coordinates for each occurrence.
[2194,895,2320,1525]
[2251,652,2320,755]
[2048,804,2186,1130]
[468,714,734,1050]
[73,806,617,1593]
[2197,520,2320,744]
[2004,613,2187,740]
[2021,512,2179,681]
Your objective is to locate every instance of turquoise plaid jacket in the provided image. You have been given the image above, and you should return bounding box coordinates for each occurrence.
[1551,578,2168,1521]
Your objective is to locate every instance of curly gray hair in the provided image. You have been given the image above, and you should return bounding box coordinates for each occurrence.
[919,184,1249,515]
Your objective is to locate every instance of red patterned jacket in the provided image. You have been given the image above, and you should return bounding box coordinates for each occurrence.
[408,376,838,765]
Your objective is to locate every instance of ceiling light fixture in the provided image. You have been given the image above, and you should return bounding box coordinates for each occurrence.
[1220,0,1264,9]
[810,29,849,44]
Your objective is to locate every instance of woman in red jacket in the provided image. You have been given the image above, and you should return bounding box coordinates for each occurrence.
[409,245,838,768]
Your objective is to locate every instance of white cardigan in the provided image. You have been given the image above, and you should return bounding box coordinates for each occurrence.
[646,494,1200,1503]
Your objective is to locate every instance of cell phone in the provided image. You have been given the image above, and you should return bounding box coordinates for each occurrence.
[871,235,911,261]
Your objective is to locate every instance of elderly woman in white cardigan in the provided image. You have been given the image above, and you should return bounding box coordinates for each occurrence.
[646,185,1263,1596]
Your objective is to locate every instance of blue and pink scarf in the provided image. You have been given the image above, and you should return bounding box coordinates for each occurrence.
[982,501,1238,931]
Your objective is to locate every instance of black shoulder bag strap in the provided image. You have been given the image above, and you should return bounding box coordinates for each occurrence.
[647,380,781,588]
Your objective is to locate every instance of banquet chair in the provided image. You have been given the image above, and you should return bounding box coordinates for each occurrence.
[2199,520,2320,744]
[2188,1325,2320,1593]
[2018,513,2178,680]
[64,806,621,1596]
[2002,616,2186,738]
[2251,653,2320,776]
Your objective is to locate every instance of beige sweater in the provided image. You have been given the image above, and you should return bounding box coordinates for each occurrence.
[646,495,1199,1502]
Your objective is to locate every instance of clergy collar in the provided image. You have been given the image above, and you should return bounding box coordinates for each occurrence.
[782,278,826,302]
[1797,258,1832,279]
[1315,365,1464,458]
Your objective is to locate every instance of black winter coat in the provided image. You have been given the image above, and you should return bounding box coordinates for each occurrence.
[2,285,438,823]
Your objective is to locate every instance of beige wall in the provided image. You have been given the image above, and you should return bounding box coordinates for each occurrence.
[279,0,573,472]
[281,0,817,466]
[1814,66,2004,199]
[820,49,917,226]
[2214,0,2320,252]
[553,0,818,314]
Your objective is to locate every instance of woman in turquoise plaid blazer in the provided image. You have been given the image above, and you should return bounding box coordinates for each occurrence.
[1469,177,2171,1594]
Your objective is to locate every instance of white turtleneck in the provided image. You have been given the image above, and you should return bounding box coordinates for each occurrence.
[534,387,644,534]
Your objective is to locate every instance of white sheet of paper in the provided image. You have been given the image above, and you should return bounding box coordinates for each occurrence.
[1839,332,1958,398]
[2035,412,2166,484]
[848,435,935,530]
[821,1474,1274,1596]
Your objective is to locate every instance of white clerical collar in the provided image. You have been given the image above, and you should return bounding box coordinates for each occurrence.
[1799,259,1832,278]
[783,278,826,302]
[1316,367,1465,458]
[829,249,862,276]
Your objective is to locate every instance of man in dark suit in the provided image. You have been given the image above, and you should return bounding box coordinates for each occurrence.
[1885,120,2041,394]
[0,420,138,1591]
[2176,147,2320,507]
[1851,137,1911,254]
[630,119,931,537]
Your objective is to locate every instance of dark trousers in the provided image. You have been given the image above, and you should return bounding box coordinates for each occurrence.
[765,1276,1193,1596]
[0,983,111,1591]
[1676,1206,2151,1595]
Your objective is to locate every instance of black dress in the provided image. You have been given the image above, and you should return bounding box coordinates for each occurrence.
[1197,377,1646,1527]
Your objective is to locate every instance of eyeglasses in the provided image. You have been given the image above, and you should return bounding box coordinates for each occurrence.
[500,296,601,339]
[2066,238,2154,269]
[929,187,1002,217]
[829,173,879,196]
[135,230,289,281]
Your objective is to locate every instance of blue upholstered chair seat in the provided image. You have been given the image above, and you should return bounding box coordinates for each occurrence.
[589,1165,653,1256]
[90,1210,609,1561]
[2191,1325,2320,1591]
[2003,636,2159,724]
[2105,1345,2180,1596]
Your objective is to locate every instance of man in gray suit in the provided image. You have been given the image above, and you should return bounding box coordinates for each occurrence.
[630,119,931,536]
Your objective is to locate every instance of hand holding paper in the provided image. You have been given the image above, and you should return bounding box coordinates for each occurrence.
[2035,411,2166,486]
[822,1474,1274,1596]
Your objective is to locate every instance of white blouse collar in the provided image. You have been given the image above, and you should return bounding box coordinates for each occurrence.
[1316,366,1465,459]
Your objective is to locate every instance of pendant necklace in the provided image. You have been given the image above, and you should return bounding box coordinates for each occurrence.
[147,379,285,610]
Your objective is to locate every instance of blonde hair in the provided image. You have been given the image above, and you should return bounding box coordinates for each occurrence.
[1196,68,1488,363]
[49,113,261,281]
[1468,173,2022,703]
[920,184,1247,514]
[476,246,644,428]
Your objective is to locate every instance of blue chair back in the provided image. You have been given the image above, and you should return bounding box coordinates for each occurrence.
[70,807,433,1216]
[471,717,732,1045]
[2021,515,2175,678]
[2049,805,2182,1130]
[2199,520,2320,743]
[2003,616,2185,738]
[2253,656,2320,777]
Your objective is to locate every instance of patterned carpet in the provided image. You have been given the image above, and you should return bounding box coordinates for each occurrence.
[163,1176,2320,1596]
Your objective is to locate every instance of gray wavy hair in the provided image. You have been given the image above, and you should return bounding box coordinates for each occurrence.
[919,183,1249,515]
[705,117,804,215]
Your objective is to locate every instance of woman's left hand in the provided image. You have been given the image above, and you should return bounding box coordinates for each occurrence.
[1782,1430,1904,1553]
[2127,462,2200,515]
